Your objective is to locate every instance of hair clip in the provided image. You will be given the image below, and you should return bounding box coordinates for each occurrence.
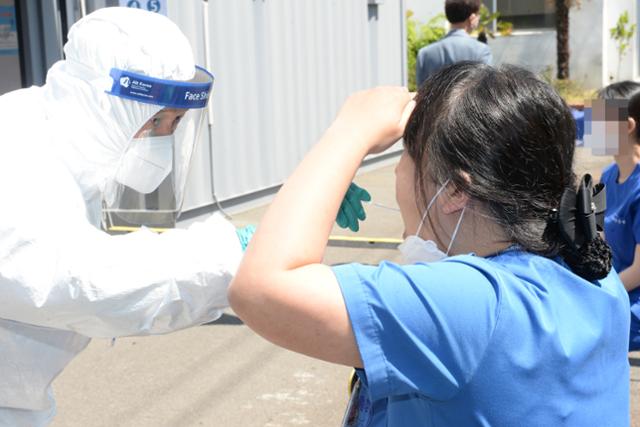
[556,174,606,250]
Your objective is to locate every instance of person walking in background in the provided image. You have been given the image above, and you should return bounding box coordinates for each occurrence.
[416,0,492,88]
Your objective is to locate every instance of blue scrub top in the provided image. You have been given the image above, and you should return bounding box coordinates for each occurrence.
[333,249,630,426]
[601,163,640,273]
[601,162,640,350]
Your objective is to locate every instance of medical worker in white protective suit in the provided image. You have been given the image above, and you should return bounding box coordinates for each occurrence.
[0,7,256,426]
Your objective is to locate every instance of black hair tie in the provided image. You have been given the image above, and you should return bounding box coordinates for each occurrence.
[549,174,606,250]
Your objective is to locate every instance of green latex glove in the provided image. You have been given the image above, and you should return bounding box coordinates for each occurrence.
[236,225,257,251]
[336,183,371,232]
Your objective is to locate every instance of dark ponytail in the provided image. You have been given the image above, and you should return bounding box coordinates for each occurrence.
[560,239,612,281]
[404,62,612,280]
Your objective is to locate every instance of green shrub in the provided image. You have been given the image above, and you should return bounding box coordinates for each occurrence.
[610,10,636,81]
[497,21,513,36]
[407,10,446,91]
[474,4,500,40]
[540,66,596,106]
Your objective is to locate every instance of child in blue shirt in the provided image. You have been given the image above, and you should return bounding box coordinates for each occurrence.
[587,81,640,351]
[230,63,630,426]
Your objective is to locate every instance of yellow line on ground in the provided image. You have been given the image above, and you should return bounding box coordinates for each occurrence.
[108,225,170,233]
[328,235,403,244]
[107,226,402,244]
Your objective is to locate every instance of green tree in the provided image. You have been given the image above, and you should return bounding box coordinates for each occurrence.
[407,11,446,91]
[552,0,581,80]
[610,10,637,81]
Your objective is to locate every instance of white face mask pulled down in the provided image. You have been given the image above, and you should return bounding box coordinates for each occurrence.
[398,180,466,264]
[115,134,174,194]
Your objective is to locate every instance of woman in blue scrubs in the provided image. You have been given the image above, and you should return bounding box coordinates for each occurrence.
[229,63,630,425]
[589,82,640,351]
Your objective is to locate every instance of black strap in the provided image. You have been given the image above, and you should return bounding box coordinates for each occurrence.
[551,174,606,251]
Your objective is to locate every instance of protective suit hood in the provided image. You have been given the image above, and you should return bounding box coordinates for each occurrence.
[41,7,197,221]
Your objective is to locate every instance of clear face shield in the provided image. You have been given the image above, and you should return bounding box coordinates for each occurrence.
[102,66,214,228]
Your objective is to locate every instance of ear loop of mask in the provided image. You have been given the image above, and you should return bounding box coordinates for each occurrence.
[446,206,466,255]
[415,179,451,237]
[415,178,467,256]
[364,201,401,212]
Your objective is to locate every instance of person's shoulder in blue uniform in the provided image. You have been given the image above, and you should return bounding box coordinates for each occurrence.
[334,248,629,426]
[601,162,618,183]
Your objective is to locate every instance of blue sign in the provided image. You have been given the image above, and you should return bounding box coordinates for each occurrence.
[0,6,18,56]
[119,0,167,16]
[146,0,161,12]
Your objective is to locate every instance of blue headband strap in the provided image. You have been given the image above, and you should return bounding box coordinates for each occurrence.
[106,66,214,109]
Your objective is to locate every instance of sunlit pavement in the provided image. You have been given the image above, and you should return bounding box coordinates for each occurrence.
[51,149,639,426]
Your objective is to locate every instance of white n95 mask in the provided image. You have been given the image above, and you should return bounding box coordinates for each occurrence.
[398,179,466,264]
[398,236,448,264]
[115,134,174,194]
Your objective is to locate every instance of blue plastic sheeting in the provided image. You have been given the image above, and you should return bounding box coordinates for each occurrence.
[572,108,585,146]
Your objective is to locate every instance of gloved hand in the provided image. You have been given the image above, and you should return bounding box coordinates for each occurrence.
[336,183,371,232]
[236,225,257,251]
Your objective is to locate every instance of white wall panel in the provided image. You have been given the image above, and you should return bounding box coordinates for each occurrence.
[168,0,405,212]
[405,0,442,23]
[167,0,215,211]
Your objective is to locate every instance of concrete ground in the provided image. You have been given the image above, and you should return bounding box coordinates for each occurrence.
[51,148,639,426]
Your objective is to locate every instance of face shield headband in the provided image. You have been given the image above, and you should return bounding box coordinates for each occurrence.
[106,66,213,109]
[102,66,214,229]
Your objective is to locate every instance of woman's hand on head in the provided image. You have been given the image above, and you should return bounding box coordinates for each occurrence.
[328,87,416,155]
[229,87,414,368]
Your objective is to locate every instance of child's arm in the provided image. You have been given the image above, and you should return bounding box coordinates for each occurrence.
[618,244,640,291]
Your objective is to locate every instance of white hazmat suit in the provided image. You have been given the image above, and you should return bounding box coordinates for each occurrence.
[0,8,242,426]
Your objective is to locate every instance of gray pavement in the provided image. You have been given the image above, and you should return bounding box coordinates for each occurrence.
[51,148,639,426]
